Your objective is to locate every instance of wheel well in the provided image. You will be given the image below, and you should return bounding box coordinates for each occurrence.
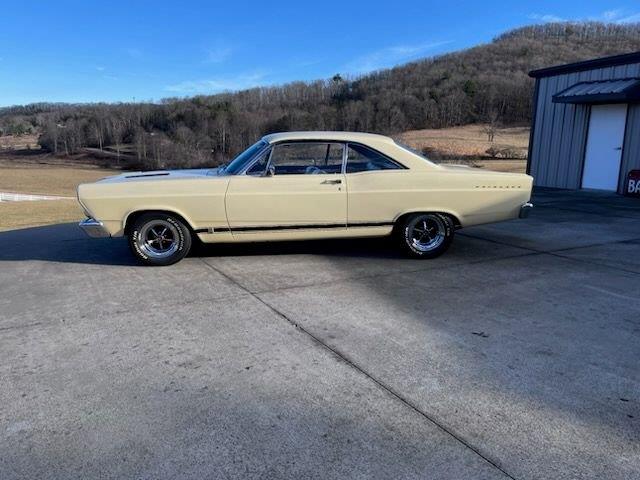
[393,211,461,233]
[124,210,195,236]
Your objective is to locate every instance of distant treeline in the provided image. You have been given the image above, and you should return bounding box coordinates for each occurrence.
[1,22,640,169]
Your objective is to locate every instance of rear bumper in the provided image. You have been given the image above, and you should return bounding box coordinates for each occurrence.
[79,217,110,238]
[519,202,534,219]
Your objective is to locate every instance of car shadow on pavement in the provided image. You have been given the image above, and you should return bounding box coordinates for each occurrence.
[193,236,402,259]
[0,222,403,265]
[0,223,138,266]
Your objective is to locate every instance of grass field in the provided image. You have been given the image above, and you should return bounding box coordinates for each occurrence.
[396,124,529,174]
[0,165,117,196]
[0,199,84,231]
[0,150,118,231]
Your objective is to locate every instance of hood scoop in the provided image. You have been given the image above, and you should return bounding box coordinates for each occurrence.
[125,172,170,179]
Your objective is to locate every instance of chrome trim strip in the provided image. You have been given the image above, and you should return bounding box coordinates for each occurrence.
[79,217,110,238]
[196,221,394,234]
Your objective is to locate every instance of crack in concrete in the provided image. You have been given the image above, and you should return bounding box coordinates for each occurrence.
[199,257,519,480]
[0,321,42,333]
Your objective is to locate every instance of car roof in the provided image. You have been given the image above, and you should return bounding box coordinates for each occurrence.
[261,131,395,145]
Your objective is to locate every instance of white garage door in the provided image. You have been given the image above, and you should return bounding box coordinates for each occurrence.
[582,104,627,191]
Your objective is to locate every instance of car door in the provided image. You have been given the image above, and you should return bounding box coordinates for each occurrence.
[344,143,409,226]
[225,141,347,235]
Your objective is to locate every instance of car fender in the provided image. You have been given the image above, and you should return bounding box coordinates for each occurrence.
[393,208,463,228]
[122,206,197,236]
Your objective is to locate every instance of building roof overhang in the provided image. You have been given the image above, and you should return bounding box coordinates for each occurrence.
[552,78,640,104]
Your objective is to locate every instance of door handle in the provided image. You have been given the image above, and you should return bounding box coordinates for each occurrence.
[614,147,622,151]
[321,179,342,185]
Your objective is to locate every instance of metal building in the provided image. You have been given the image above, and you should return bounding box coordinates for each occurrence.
[528,51,640,193]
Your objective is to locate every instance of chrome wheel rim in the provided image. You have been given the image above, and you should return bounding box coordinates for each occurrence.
[137,220,180,258]
[408,215,446,252]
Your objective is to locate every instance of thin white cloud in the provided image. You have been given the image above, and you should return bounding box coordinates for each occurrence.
[592,8,640,23]
[204,45,233,64]
[615,12,640,23]
[165,72,268,94]
[602,9,623,21]
[528,8,640,24]
[528,13,565,22]
[96,66,105,71]
[345,40,452,74]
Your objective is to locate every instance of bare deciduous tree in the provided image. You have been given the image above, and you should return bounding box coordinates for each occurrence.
[0,21,634,170]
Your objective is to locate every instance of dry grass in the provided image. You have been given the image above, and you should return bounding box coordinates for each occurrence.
[0,164,117,196]
[396,124,529,173]
[0,153,117,231]
[474,159,527,173]
[0,134,40,150]
[0,200,84,231]
[397,124,529,157]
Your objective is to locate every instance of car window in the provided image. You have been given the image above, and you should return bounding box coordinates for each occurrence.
[223,140,267,175]
[346,144,403,173]
[269,143,343,175]
[245,148,271,175]
[394,140,436,166]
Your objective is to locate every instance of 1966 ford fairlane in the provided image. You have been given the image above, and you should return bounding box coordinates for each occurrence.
[77,131,533,265]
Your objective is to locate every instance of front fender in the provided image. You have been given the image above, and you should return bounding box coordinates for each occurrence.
[121,206,198,237]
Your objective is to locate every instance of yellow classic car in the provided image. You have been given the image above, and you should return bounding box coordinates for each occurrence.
[77,131,533,266]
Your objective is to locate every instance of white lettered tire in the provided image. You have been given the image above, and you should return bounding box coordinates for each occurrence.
[397,213,454,259]
[128,213,192,266]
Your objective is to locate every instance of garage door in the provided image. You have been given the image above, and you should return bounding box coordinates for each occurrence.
[582,104,627,191]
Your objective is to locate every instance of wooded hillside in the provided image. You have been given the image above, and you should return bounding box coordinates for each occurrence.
[1,22,639,169]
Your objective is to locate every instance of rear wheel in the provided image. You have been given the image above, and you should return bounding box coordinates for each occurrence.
[128,213,192,266]
[397,213,454,259]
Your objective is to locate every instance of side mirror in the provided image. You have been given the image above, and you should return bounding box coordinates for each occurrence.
[263,165,275,177]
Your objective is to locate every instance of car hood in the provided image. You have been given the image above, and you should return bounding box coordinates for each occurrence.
[97,168,220,184]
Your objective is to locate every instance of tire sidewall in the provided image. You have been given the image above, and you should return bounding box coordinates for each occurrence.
[129,214,191,266]
[400,213,453,258]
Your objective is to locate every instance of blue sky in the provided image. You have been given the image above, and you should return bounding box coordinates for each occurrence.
[1,0,639,107]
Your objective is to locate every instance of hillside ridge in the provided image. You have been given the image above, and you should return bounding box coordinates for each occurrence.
[1,21,639,169]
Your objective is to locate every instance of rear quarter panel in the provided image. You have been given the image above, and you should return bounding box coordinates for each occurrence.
[345,169,533,227]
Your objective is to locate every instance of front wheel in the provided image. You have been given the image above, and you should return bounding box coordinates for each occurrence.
[128,213,192,266]
[397,213,454,259]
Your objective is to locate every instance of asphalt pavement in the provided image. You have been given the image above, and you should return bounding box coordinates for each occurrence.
[1,188,639,479]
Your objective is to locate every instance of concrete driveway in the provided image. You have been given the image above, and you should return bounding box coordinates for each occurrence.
[1,189,639,479]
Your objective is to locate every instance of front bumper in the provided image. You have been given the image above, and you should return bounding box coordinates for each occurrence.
[79,217,110,238]
[519,202,534,219]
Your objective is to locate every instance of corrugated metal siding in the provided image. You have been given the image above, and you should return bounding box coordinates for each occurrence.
[620,104,640,191]
[529,61,640,192]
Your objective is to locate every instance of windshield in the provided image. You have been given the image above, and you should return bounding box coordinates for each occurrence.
[220,140,267,175]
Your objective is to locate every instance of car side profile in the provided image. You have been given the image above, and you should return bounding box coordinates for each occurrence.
[77,131,533,265]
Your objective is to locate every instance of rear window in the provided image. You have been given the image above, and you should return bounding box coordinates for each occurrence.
[346,144,404,173]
